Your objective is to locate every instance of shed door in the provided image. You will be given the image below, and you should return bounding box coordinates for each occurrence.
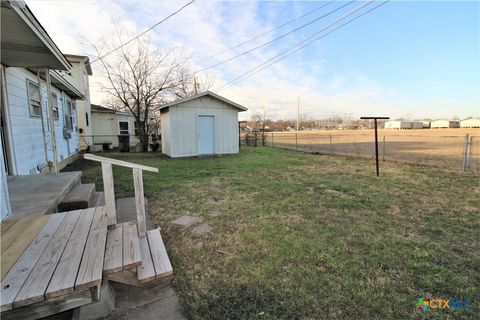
[197,116,215,155]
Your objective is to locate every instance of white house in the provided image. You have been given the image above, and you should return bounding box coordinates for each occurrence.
[1,0,84,220]
[91,104,140,152]
[64,54,93,151]
[160,91,247,157]
[460,118,480,128]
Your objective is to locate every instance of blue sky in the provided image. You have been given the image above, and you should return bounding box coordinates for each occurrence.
[28,0,479,120]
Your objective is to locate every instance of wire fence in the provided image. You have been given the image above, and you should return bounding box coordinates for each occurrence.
[243,131,480,173]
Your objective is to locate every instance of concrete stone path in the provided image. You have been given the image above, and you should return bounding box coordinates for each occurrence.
[170,215,200,228]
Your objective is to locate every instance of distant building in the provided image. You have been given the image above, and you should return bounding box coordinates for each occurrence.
[421,121,431,128]
[430,120,460,129]
[384,121,423,129]
[460,118,480,128]
[91,104,140,152]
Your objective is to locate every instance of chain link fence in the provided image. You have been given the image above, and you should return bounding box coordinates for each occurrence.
[79,134,161,153]
[243,131,480,173]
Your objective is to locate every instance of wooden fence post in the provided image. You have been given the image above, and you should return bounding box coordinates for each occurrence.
[133,168,146,233]
[101,162,117,226]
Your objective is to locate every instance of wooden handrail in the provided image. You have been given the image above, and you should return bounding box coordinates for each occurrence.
[83,153,158,233]
[83,154,158,173]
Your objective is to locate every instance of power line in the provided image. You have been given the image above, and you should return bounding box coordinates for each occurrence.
[195,1,355,74]
[216,1,389,92]
[195,1,335,64]
[87,0,195,66]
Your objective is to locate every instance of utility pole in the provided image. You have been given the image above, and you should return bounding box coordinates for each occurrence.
[296,96,300,131]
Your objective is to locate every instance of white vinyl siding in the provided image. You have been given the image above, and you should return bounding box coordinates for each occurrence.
[5,67,79,175]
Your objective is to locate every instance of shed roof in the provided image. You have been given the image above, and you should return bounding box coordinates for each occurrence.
[160,91,247,111]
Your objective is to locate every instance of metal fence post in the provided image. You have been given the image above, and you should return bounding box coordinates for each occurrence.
[382,135,386,161]
[271,132,274,147]
[462,134,469,171]
[329,135,332,153]
[295,132,298,151]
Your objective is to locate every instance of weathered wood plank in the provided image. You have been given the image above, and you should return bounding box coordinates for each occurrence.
[103,224,123,274]
[1,288,92,320]
[45,208,95,299]
[13,211,81,308]
[75,207,108,290]
[101,163,117,227]
[132,168,146,233]
[84,154,158,172]
[0,213,66,312]
[1,216,49,280]
[1,216,47,254]
[122,222,141,270]
[146,228,173,278]
[105,269,140,287]
[137,234,156,284]
[0,219,17,234]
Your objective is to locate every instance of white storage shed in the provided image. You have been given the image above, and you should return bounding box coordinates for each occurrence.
[160,91,247,158]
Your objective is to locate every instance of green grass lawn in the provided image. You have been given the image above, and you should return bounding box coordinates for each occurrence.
[75,147,479,319]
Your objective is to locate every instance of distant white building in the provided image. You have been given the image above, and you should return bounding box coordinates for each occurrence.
[384,121,423,129]
[430,120,460,128]
[160,91,247,158]
[460,118,480,128]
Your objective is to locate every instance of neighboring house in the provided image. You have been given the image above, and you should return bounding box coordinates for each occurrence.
[460,118,480,128]
[91,104,140,152]
[430,120,460,128]
[1,0,84,220]
[64,54,93,151]
[160,91,247,158]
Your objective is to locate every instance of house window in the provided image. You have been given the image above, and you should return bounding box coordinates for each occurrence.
[65,99,74,130]
[26,81,41,117]
[51,93,59,120]
[119,121,129,135]
[85,112,89,126]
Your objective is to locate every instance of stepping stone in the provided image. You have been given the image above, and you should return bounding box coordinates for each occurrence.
[208,209,223,217]
[170,215,200,228]
[192,223,213,234]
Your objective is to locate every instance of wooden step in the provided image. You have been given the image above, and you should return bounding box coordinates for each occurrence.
[105,228,173,286]
[58,183,96,212]
[137,228,173,284]
[103,222,141,275]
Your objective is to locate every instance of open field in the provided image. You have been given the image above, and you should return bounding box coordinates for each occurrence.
[72,147,480,319]
[248,128,480,173]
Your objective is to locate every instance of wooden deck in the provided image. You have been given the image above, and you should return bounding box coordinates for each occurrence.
[0,207,108,311]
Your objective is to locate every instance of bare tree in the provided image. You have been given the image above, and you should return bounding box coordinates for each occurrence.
[174,65,215,99]
[93,32,188,151]
[252,108,275,132]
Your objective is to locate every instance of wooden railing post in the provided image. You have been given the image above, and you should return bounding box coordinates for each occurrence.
[133,168,146,233]
[101,162,117,226]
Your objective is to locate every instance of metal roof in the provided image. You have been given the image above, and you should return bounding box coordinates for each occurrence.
[160,91,248,111]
